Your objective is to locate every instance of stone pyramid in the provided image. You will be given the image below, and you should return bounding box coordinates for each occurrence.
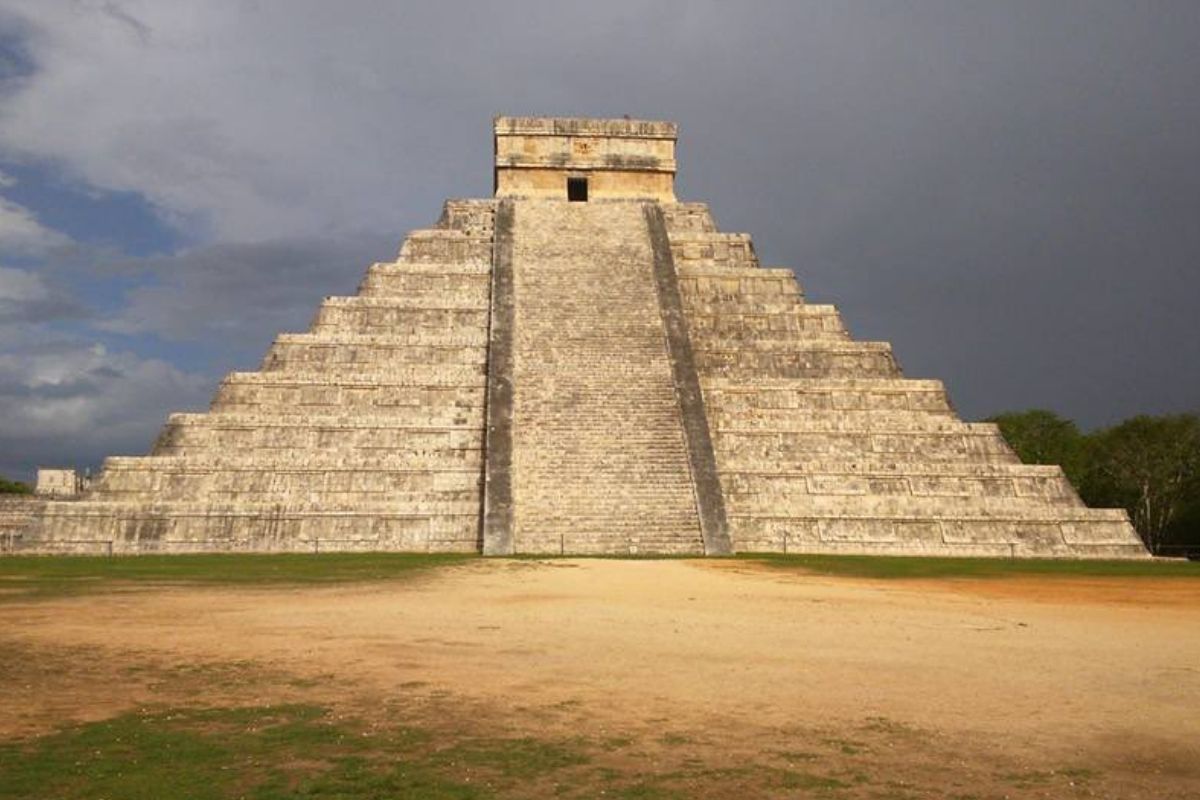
[28,116,1147,557]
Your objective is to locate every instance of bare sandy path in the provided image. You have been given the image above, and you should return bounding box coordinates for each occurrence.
[2,558,1197,794]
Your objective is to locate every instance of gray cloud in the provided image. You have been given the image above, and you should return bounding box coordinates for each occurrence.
[0,333,212,479]
[0,265,85,323]
[101,233,396,362]
[0,195,70,254]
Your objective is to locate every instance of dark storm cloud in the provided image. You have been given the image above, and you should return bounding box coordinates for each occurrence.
[0,291,82,324]
[104,234,395,356]
[0,334,213,480]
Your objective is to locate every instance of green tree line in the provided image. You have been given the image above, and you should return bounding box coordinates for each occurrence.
[0,477,32,495]
[988,410,1200,556]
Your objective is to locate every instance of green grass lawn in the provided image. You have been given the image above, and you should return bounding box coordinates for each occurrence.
[0,698,1115,800]
[0,552,474,601]
[0,701,950,800]
[0,704,502,800]
[737,552,1200,580]
[2,551,1197,603]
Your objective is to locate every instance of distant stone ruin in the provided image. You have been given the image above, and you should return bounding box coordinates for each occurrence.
[35,469,84,498]
[15,116,1147,557]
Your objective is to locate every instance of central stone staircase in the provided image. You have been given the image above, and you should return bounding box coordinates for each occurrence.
[508,201,703,554]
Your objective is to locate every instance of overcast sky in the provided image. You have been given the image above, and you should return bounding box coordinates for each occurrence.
[1,1,1198,480]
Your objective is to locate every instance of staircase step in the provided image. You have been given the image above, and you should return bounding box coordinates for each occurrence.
[264,335,488,371]
[698,342,900,379]
[398,229,492,264]
[716,425,1017,464]
[729,512,1144,558]
[714,411,967,432]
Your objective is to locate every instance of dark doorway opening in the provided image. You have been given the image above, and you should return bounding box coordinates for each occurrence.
[567,177,588,202]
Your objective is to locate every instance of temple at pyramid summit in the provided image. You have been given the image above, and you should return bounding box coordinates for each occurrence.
[19,116,1147,557]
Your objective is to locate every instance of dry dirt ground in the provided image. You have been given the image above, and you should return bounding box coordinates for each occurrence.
[2,558,1198,798]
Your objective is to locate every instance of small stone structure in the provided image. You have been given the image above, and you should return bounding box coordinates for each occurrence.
[35,469,83,498]
[494,116,676,202]
[23,116,1148,557]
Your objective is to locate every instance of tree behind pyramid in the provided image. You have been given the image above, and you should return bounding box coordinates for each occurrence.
[27,117,1147,557]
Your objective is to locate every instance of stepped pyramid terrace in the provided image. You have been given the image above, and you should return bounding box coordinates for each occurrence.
[17,116,1147,557]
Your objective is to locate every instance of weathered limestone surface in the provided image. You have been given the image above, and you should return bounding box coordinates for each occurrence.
[644,205,730,555]
[18,116,1148,558]
[660,202,1147,558]
[31,200,497,553]
[35,469,83,498]
[494,116,677,202]
[1,495,45,550]
[506,200,703,554]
